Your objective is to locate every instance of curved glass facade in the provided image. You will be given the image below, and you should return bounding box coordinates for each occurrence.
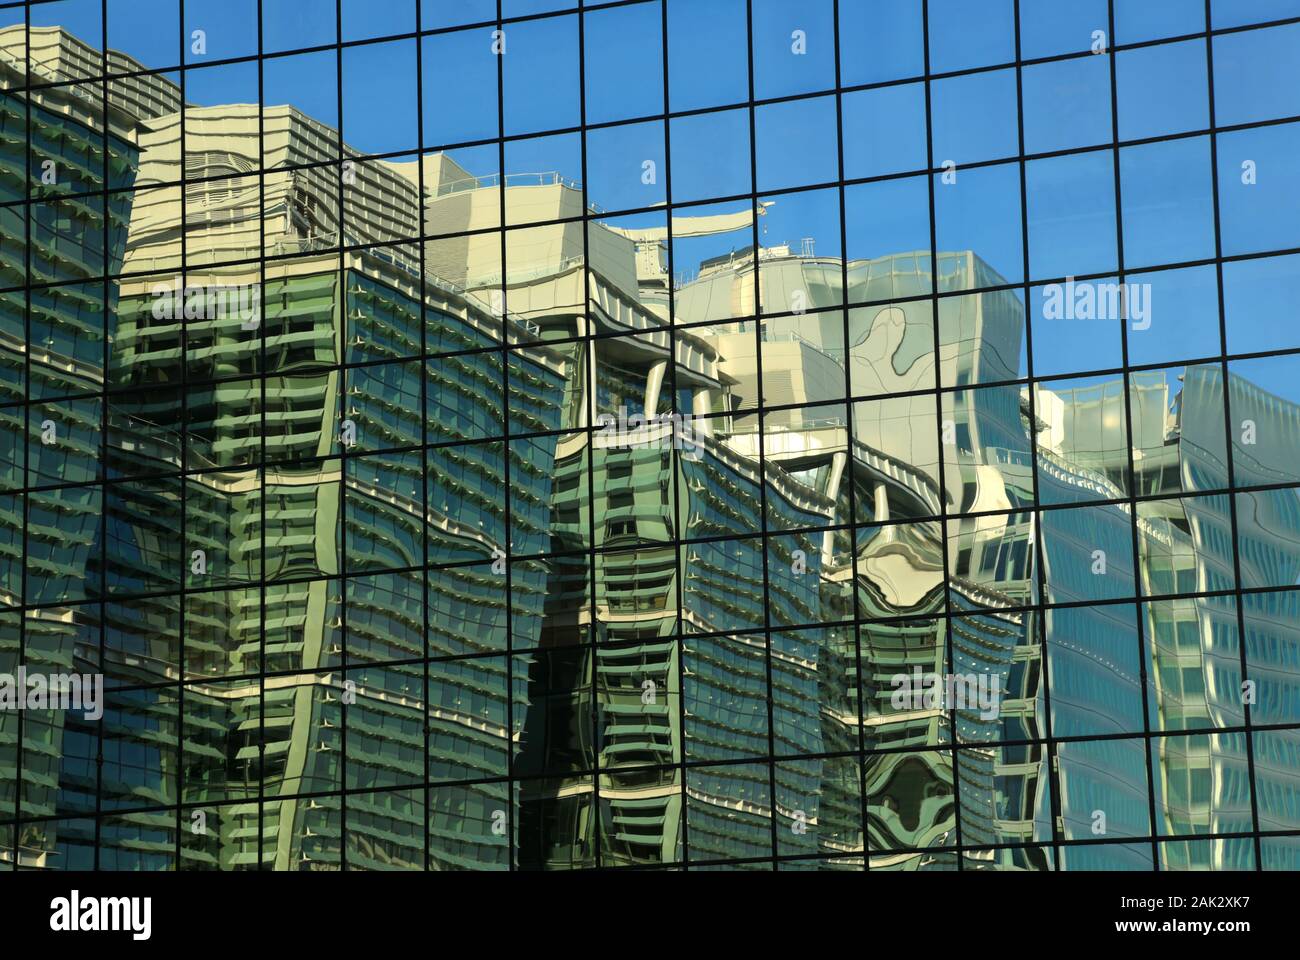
[0,0,1297,874]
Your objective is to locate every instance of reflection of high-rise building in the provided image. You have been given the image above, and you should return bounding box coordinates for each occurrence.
[0,24,179,868]
[5,14,1300,875]
[110,106,574,869]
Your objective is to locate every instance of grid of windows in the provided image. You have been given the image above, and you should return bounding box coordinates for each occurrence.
[0,0,1299,871]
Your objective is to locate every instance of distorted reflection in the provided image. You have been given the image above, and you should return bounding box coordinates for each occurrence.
[0,3,1297,873]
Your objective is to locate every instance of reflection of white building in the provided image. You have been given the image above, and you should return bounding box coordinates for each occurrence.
[671,241,1044,867]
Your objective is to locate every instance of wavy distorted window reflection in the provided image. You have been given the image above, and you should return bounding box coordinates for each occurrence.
[0,4,1299,873]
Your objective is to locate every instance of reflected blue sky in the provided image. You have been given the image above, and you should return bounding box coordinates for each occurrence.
[21,0,1300,383]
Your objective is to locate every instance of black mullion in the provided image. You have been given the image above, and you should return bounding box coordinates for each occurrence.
[920,0,964,867]
[1203,0,1264,871]
[413,0,430,875]
[92,0,107,871]
[334,0,347,871]
[254,0,267,872]
[494,0,515,872]
[18,335,1300,476]
[1012,0,1060,873]
[138,7,212,873]
[12,401,1300,512]
[2,709,1293,818]
[1101,0,1164,871]
[658,0,688,872]
[741,0,779,870]
[26,88,1300,219]
[12,0,27,870]
[18,1,1298,96]
[174,0,187,875]
[26,118,1300,304]
[0,495,1292,636]
[575,0,600,871]
[0,557,1280,689]
[830,0,867,873]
